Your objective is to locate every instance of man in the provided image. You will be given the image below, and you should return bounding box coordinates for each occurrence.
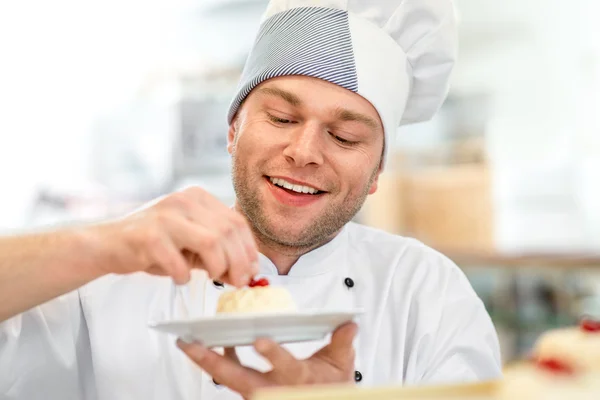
[0,1,502,399]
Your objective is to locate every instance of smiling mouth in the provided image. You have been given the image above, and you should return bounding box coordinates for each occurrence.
[266,176,325,195]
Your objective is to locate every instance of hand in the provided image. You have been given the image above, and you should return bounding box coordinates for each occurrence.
[177,322,358,399]
[87,186,259,287]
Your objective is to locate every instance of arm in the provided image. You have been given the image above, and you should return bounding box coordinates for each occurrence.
[0,186,260,323]
[0,227,105,322]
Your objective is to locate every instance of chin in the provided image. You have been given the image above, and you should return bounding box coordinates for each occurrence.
[267,220,307,239]
[257,216,310,244]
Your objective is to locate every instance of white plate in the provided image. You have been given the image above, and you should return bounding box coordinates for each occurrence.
[149,309,363,348]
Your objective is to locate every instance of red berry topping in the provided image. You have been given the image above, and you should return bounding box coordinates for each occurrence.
[580,318,600,333]
[249,277,269,287]
[537,358,574,375]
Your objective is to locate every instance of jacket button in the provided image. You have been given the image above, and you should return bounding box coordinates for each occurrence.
[354,370,362,382]
[344,277,354,288]
[213,280,224,288]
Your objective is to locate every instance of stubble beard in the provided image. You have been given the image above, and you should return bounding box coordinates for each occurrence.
[231,152,379,254]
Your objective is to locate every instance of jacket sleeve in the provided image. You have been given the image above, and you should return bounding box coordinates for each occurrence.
[0,290,96,400]
[402,245,503,385]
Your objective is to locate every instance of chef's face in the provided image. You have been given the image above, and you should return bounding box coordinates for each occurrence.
[229,76,384,249]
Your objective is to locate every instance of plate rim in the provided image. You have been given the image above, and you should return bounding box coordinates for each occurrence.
[148,308,364,328]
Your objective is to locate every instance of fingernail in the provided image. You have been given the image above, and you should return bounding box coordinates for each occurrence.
[251,260,260,274]
[240,274,250,285]
[253,338,272,353]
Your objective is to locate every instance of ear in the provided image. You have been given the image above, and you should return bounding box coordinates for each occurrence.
[227,119,237,155]
[368,164,383,195]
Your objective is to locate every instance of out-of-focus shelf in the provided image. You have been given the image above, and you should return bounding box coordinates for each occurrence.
[443,250,600,268]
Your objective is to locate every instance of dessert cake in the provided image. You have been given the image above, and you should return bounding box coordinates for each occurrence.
[499,319,600,399]
[533,319,600,373]
[216,277,297,314]
[499,358,600,400]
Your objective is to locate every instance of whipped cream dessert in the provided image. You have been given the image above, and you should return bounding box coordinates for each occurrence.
[499,358,600,400]
[499,319,600,399]
[216,277,297,314]
[533,319,600,373]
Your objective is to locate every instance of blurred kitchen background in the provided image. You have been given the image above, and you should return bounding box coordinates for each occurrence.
[1,0,599,364]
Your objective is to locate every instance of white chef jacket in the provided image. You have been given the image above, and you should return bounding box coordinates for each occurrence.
[0,222,502,400]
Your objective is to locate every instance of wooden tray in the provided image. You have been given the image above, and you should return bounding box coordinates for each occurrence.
[252,379,500,400]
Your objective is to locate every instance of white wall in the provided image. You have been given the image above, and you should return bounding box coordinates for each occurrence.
[0,0,267,228]
[454,0,600,252]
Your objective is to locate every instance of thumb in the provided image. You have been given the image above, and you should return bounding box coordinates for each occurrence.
[319,322,358,362]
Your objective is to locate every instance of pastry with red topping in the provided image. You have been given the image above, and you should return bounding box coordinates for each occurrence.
[499,319,600,399]
[216,277,296,314]
[531,318,600,374]
[499,356,600,399]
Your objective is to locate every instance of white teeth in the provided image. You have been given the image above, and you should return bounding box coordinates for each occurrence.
[269,177,319,194]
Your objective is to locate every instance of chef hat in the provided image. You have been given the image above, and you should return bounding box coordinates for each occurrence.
[227,0,458,166]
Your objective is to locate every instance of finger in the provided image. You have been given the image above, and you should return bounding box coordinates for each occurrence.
[183,197,259,283]
[203,209,257,287]
[317,322,358,363]
[147,233,190,284]
[238,228,260,277]
[220,227,254,287]
[177,340,267,396]
[195,210,255,287]
[254,338,300,369]
[253,338,306,384]
[231,210,260,268]
[213,347,241,387]
[166,218,229,282]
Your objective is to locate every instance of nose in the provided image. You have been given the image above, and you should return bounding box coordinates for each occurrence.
[282,122,325,167]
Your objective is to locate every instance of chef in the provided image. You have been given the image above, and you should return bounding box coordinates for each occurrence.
[0,1,502,399]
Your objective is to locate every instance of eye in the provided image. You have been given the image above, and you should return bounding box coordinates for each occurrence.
[331,133,358,146]
[266,113,293,125]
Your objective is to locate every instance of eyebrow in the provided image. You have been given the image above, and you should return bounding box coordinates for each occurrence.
[257,86,303,107]
[333,107,380,131]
